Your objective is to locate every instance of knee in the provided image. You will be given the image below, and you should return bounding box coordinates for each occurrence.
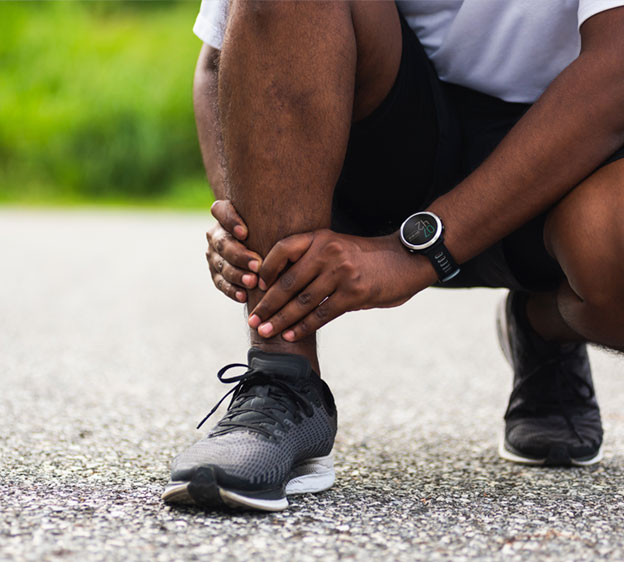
[226,0,291,45]
[229,0,347,32]
[230,0,284,24]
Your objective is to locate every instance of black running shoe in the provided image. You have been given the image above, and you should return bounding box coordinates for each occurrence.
[162,348,337,511]
[496,291,603,466]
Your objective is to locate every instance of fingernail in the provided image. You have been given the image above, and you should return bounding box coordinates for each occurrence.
[242,274,255,287]
[236,291,246,302]
[248,260,259,273]
[234,225,247,239]
[248,314,261,328]
[258,322,273,337]
[283,330,295,342]
[258,278,267,291]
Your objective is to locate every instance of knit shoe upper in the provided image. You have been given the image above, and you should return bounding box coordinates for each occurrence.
[163,348,337,510]
[497,291,603,466]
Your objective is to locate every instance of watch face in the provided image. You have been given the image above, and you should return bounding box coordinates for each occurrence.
[400,212,442,250]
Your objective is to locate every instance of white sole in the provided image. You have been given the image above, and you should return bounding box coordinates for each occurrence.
[495,296,512,366]
[498,435,604,467]
[286,453,335,494]
[162,453,335,512]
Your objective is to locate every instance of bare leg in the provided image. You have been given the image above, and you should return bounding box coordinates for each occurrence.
[526,290,581,342]
[216,1,401,371]
[529,160,624,349]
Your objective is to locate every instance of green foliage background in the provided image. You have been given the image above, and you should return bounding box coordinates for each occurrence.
[0,1,213,207]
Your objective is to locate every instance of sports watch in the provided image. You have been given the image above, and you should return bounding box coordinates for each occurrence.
[399,211,460,282]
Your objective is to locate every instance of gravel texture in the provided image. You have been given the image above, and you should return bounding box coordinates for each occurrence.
[1,208,623,562]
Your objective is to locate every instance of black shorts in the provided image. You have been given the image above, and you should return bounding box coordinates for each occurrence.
[331,11,624,292]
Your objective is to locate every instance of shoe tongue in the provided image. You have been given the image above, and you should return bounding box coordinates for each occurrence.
[224,351,311,427]
[231,386,272,421]
[247,347,312,382]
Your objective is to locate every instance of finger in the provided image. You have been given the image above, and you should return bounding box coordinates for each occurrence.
[281,295,344,341]
[259,232,315,288]
[254,277,332,338]
[209,230,262,272]
[208,250,258,289]
[212,272,247,303]
[249,254,321,328]
[211,199,248,240]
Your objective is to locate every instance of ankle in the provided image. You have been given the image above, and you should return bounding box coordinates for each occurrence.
[249,334,320,374]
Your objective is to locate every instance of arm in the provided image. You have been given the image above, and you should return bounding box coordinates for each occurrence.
[430,9,624,263]
[249,8,624,340]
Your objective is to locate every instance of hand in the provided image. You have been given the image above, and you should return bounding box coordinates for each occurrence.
[206,200,263,303]
[248,229,434,341]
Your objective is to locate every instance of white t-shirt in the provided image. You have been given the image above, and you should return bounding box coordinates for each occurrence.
[193,0,624,103]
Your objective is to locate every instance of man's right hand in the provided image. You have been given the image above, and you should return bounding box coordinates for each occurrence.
[206,200,262,303]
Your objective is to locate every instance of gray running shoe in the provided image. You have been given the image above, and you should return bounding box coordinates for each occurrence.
[162,348,337,511]
[496,291,603,466]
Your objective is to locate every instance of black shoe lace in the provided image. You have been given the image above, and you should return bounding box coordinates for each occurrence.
[504,354,595,442]
[196,362,314,438]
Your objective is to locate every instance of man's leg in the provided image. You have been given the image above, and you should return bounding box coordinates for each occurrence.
[534,159,624,349]
[164,1,409,511]
[218,0,401,372]
[498,160,624,466]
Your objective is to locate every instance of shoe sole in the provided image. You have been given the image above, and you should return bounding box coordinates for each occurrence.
[495,297,603,467]
[498,435,604,466]
[161,453,335,512]
[495,296,513,366]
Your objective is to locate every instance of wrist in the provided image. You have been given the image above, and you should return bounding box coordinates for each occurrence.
[381,233,439,294]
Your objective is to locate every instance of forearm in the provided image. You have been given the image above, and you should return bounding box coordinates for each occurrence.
[429,18,624,265]
[194,44,226,199]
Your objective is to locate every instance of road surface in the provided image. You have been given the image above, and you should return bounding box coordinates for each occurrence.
[1,209,623,561]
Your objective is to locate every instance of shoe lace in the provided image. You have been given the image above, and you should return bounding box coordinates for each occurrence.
[504,354,595,441]
[196,362,314,438]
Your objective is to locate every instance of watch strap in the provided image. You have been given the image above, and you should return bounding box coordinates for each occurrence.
[424,241,460,282]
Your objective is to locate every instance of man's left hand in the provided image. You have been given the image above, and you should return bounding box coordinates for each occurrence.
[248,229,435,341]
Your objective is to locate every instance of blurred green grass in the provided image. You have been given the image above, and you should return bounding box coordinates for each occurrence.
[0,1,213,208]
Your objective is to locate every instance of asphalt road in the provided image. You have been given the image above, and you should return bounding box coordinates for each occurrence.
[2,208,624,562]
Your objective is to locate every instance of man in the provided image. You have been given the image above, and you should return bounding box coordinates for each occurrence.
[162,1,624,511]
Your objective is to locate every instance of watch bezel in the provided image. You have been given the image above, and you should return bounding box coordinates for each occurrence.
[400,211,443,251]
